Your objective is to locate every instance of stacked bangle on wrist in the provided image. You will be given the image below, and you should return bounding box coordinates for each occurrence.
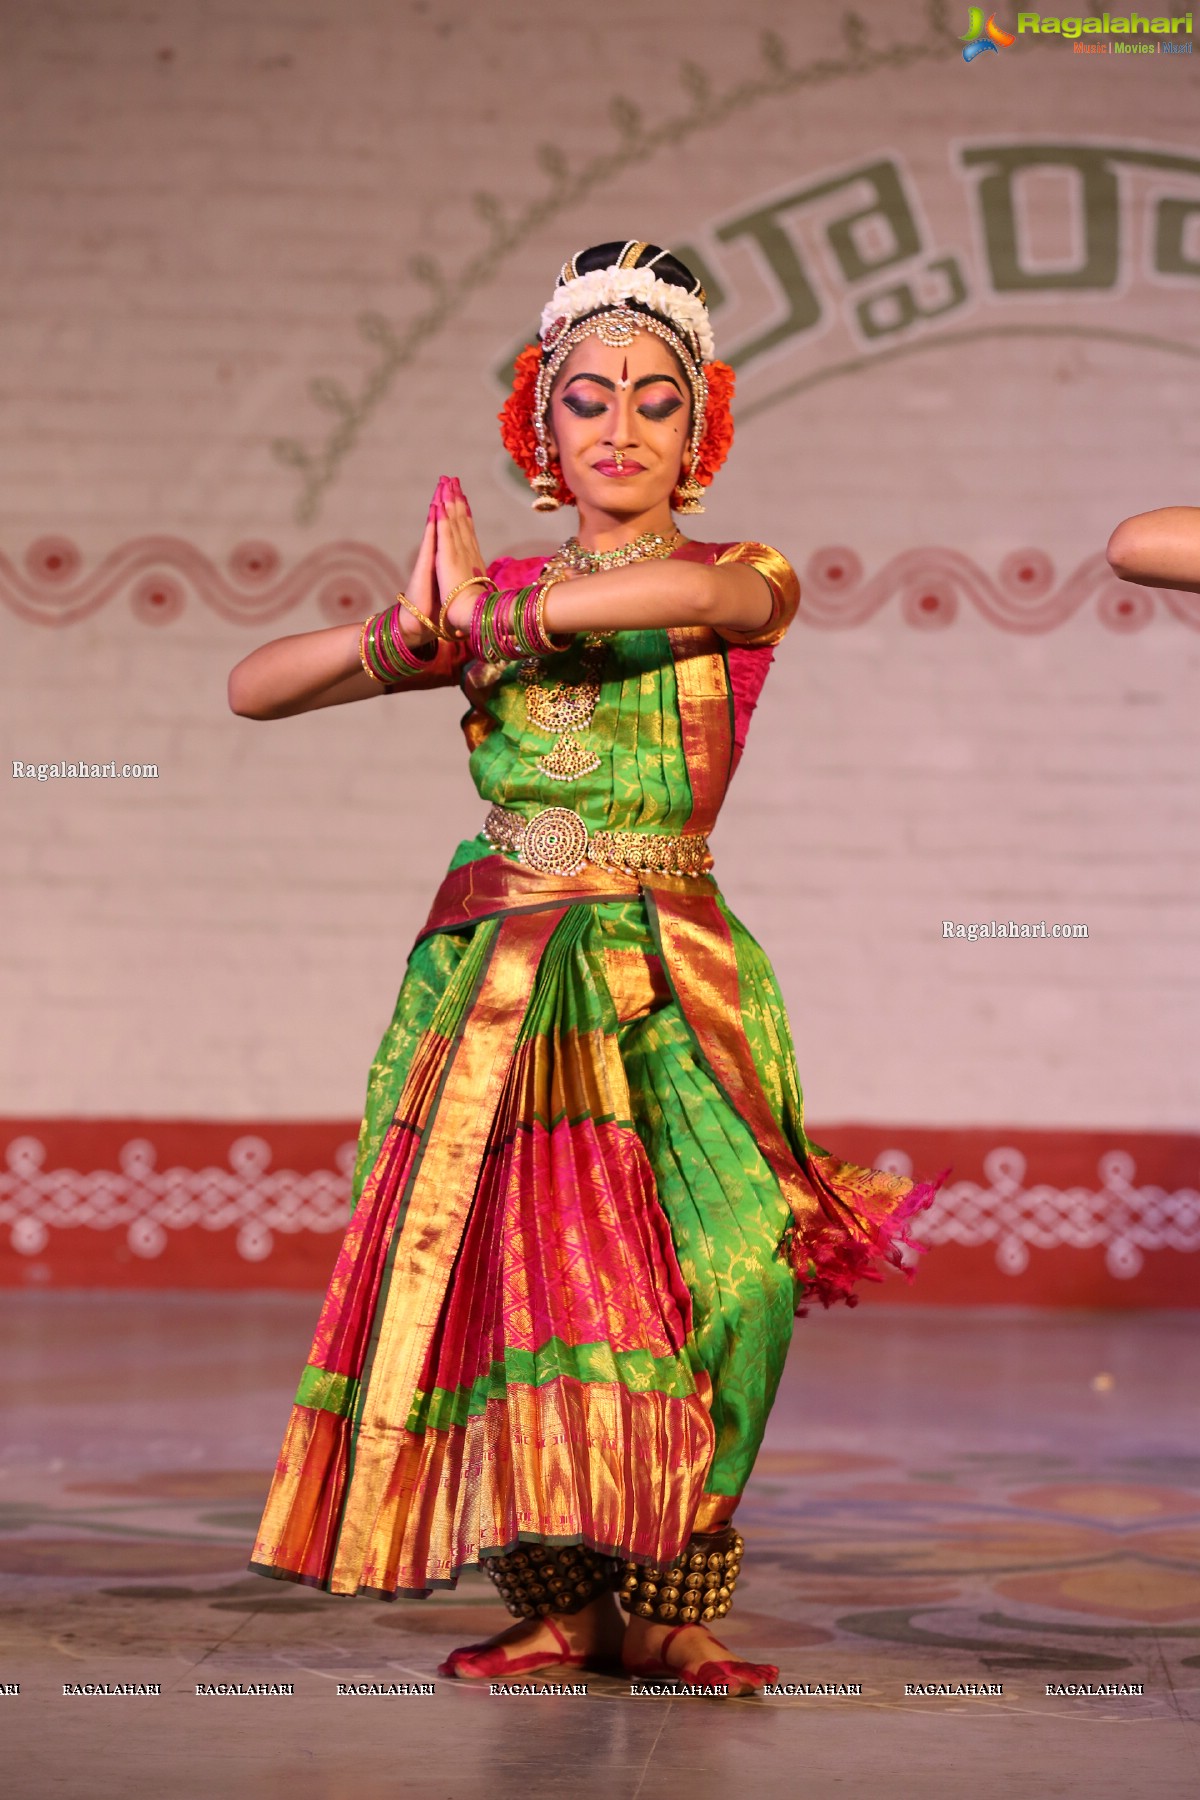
[467,577,570,663]
[393,590,452,643]
[358,597,439,684]
[531,574,571,652]
[467,585,505,664]
[444,574,496,612]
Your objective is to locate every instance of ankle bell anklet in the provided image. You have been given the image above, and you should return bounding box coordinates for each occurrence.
[480,1543,616,1619]
[617,1526,744,1626]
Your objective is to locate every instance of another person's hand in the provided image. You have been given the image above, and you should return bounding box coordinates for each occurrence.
[1107,505,1200,594]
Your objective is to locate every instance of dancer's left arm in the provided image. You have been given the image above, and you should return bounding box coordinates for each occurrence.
[1107,506,1200,594]
[436,486,787,639]
[535,556,776,637]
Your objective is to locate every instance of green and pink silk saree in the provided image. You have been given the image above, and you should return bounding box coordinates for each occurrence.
[250,538,944,1598]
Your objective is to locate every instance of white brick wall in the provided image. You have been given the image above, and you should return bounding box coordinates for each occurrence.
[3,1,1198,1127]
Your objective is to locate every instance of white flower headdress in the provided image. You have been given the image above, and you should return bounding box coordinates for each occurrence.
[540,260,715,363]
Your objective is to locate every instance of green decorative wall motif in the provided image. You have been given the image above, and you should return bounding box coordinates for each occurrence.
[272,2,980,523]
[270,0,1200,527]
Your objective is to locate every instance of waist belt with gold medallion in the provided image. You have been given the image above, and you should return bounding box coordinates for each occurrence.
[483,804,712,880]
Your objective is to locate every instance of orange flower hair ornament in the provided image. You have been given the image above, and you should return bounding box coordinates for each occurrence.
[498,256,736,514]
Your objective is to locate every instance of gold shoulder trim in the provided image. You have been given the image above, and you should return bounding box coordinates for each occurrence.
[712,542,800,647]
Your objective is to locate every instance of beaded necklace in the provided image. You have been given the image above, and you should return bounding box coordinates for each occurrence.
[552,528,683,575]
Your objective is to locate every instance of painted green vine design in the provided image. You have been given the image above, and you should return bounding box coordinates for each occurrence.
[273,1,993,524]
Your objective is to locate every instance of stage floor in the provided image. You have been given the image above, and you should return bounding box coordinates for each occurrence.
[1,1297,1196,1798]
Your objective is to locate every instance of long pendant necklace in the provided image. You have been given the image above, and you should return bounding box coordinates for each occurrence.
[522,529,683,783]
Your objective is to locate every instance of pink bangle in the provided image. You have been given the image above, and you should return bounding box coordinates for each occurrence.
[360,603,435,682]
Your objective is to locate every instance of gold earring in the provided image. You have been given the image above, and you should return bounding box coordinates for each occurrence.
[531,472,561,512]
[531,446,562,513]
[674,471,705,514]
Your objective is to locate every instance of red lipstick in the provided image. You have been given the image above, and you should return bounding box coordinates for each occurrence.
[594,459,644,478]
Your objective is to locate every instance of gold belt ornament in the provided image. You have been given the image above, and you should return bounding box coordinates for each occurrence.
[483,805,712,880]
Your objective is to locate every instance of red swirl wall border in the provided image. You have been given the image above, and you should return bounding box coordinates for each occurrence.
[1,537,1198,632]
[799,545,1200,633]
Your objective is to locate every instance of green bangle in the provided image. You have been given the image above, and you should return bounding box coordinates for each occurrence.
[365,614,394,683]
[481,587,505,663]
[511,585,535,658]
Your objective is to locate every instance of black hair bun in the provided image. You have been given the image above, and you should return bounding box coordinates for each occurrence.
[562,242,704,301]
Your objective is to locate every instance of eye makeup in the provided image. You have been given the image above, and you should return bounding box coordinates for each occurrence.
[562,393,608,418]
[638,394,683,421]
[560,382,683,422]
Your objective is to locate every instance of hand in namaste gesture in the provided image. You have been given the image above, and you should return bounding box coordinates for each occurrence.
[399,475,491,644]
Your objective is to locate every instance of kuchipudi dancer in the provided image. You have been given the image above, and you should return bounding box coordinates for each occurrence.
[231,240,946,1695]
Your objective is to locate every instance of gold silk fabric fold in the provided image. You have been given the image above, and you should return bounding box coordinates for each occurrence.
[416,854,638,937]
[421,859,827,1241]
[663,537,738,835]
[328,903,568,1592]
[658,538,801,832]
[420,854,941,1315]
[664,622,732,837]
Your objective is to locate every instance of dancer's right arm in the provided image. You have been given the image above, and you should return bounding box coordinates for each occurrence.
[227,621,455,719]
[228,505,450,719]
[1106,506,1200,594]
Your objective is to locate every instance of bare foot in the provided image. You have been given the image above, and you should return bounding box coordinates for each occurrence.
[439,1594,625,1681]
[622,1617,778,1697]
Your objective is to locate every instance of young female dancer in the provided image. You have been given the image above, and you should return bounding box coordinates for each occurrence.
[231,241,943,1695]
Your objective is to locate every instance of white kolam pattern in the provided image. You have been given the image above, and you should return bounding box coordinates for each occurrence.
[1,1135,1197,1275]
[0,1135,357,1263]
[876,1146,1200,1279]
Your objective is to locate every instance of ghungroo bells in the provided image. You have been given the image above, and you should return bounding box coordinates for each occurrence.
[617,1526,744,1626]
[480,1543,616,1619]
